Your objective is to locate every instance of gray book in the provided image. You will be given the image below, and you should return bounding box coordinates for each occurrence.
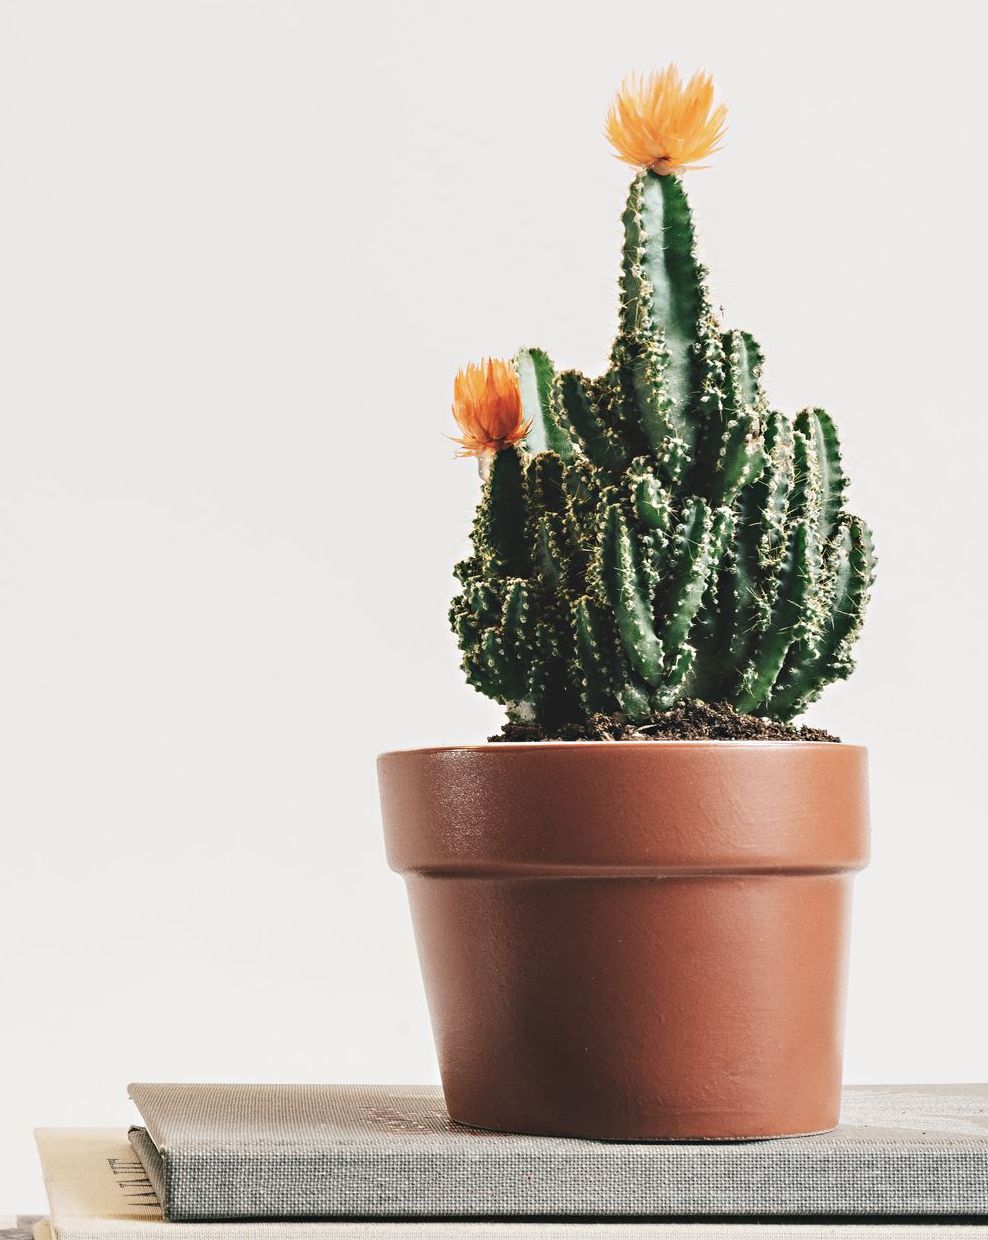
[31,1130,988,1240]
[128,1082,988,1222]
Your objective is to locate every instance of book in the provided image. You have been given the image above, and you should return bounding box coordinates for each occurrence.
[31,1129,988,1240]
[126,1082,988,1221]
[32,1128,988,1240]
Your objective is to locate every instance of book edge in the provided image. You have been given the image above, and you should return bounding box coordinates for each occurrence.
[126,1085,169,1155]
[126,1129,168,1220]
[29,1126,988,1234]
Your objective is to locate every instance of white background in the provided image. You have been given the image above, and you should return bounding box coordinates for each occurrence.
[1,0,985,1211]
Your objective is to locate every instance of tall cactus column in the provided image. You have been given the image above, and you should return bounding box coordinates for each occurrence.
[448,67,874,734]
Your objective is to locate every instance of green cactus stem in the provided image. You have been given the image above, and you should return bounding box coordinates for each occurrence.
[450,81,873,730]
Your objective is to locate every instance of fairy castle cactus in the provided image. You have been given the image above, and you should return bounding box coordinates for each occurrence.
[450,68,874,729]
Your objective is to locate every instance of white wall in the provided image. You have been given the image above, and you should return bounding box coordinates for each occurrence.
[1,0,984,1211]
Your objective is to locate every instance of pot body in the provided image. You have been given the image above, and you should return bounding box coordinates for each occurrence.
[378,741,869,1140]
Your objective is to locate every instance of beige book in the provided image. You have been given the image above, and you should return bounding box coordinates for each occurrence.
[33,1128,988,1240]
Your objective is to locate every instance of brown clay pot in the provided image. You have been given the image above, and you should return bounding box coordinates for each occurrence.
[378,741,869,1141]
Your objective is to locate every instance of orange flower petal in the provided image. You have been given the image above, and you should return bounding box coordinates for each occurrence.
[605,66,727,174]
[450,358,530,459]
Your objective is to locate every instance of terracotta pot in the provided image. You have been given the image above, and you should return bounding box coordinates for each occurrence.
[378,741,869,1140]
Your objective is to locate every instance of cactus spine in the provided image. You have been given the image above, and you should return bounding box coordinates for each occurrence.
[450,93,874,731]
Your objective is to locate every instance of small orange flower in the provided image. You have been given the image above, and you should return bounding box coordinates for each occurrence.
[606,66,727,175]
[450,358,530,459]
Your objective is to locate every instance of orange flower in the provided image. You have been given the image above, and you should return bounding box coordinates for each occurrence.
[605,66,727,175]
[450,358,530,459]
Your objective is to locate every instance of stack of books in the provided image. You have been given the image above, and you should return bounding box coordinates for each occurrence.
[32,1083,988,1238]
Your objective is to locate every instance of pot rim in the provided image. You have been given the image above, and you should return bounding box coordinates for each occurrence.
[378,741,870,875]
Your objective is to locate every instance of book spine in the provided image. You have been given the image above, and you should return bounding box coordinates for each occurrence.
[159,1144,988,1220]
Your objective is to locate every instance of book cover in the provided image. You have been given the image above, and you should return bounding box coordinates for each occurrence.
[33,1129,988,1240]
[127,1082,988,1221]
[38,1129,661,1240]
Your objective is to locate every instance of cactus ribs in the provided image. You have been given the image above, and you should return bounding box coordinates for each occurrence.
[450,69,874,733]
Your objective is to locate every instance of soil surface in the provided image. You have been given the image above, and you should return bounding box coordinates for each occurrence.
[492,699,839,743]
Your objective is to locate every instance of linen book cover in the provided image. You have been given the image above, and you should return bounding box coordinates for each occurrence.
[31,1129,988,1240]
[127,1082,988,1221]
[41,1128,978,1240]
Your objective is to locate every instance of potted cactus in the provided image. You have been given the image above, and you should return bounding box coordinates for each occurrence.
[378,67,875,1141]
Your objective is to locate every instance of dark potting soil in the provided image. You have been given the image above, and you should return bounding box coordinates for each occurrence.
[491,699,839,743]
